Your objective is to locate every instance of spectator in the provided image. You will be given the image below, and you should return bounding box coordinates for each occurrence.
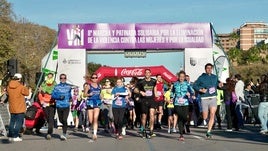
[234,74,245,130]
[258,74,268,134]
[7,73,29,142]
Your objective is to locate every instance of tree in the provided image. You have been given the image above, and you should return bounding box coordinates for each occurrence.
[0,0,15,78]
[227,47,242,63]
[87,62,102,76]
[247,46,261,63]
[0,0,14,23]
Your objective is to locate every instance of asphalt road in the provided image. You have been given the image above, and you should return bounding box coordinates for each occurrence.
[1,124,267,151]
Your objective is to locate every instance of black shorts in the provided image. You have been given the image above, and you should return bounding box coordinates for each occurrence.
[141,98,157,114]
[155,101,164,107]
[188,103,194,112]
[167,108,175,116]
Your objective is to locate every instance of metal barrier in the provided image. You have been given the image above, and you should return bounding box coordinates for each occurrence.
[0,103,10,136]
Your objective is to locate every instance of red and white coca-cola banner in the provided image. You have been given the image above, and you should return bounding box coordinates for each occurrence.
[94,65,178,83]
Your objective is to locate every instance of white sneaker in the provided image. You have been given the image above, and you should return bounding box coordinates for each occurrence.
[260,130,268,134]
[172,128,177,133]
[60,134,67,141]
[8,137,13,142]
[85,127,89,132]
[190,120,194,126]
[203,120,207,126]
[13,137,22,142]
[168,129,171,134]
[122,127,126,135]
[225,129,233,132]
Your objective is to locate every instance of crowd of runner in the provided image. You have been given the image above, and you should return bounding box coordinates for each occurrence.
[2,63,268,142]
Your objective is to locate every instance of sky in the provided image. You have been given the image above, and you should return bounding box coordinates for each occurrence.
[8,0,268,34]
[6,0,267,83]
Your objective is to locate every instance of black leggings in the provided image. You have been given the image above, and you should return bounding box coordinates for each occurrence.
[112,108,125,135]
[44,105,56,134]
[57,107,70,134]
[174,106,189,135]
[215,105,222,126]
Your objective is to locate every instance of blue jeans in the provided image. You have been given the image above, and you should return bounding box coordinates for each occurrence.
[258,102,268,131]
[8,113,25,138]
[235,103,244,129]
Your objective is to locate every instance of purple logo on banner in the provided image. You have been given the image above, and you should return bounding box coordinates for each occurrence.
[58,23,212,49]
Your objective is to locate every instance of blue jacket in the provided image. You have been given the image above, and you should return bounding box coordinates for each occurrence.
[171,81,194,106]
[52,82,72,108]
[193,73,219,98]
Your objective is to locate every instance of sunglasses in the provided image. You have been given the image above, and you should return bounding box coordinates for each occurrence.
[60,77,66,79]
[91,77,98,79]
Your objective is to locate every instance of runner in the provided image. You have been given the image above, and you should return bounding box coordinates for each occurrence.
[38,72,57,140]
[100,79,115,133]
[193,63,223,138]
[51,73,72,141]
[164,83,178,134]
[111,78,131,140]
[136,69,156,138]
[172,71,195,141]
[154,74,165,129]
[84,73,102,141]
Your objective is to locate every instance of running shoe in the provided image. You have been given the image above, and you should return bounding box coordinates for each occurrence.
[92,134,97,141]
[13,137,22,142]
[122,127,126,135]
[142,130,146,138]
[60,134,67,141]
[168,129,171,134]
[46,134,51,140]
[206,131,212,138]
[178,135,184,141]
[149,131,156,138]
[260,130,268,134]
[186,125,191,134]
[118,135,123,140]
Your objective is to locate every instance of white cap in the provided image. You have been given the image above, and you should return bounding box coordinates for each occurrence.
[14,73,22,79]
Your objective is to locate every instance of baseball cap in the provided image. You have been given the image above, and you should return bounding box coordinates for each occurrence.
[14,73,22,79]
[105,79,110,82]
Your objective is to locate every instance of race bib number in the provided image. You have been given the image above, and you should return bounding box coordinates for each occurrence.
[129,101,135,106]
[145,90,153,96]
[157,91,162,96]
[178,97,184,105]
[209,87,216,94]
[115,97,123,106]
[103,99,112,105]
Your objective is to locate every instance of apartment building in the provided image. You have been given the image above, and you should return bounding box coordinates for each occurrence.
[217,32,239,52]
[240,22,268,50]
[218,22,268,51]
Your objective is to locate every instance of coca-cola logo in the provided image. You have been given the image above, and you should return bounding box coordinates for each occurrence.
[120,68,143,76]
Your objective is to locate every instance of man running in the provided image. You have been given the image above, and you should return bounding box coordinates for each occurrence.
[193,63,223,138]
[136,69,156,138]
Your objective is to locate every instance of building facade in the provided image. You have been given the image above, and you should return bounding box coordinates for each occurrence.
[218,22,268,51]
[217,31,239,52]
[240,22,268,50]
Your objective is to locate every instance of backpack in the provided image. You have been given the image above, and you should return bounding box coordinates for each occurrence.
[25,105,38,120]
